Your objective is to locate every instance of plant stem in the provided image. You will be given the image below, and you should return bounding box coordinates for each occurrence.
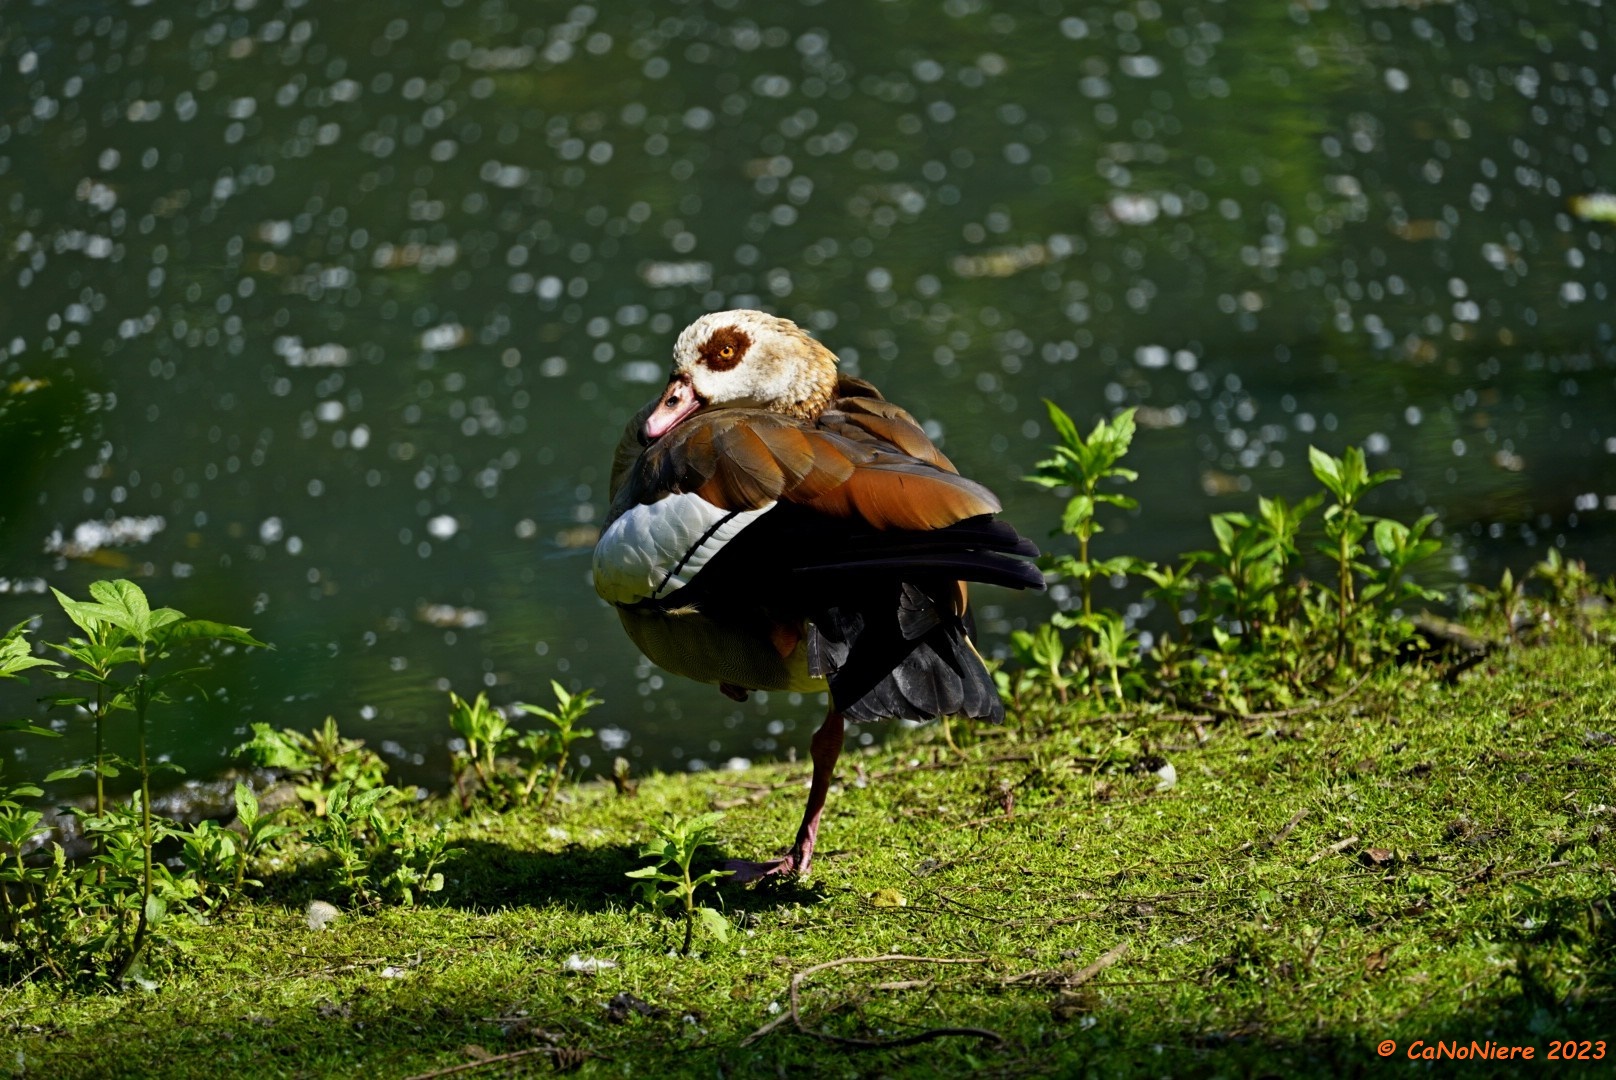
[1079,525,1092,619]
[93,684,105,818]
[540,749,568,812]
[1335,525,1353,666]
[94,682,107,885]
[115,662,154,984]
[680,861,695,956]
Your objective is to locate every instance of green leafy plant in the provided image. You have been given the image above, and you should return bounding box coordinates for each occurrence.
[1016,411,1454,716]
[626,812,732,956]
[308,781,457,907]
[0,619,62,938]
[71,794,187,977]
[177,783,295,914]
[39,580,265,982]
[230,782,295,890]
[1531,548,1596,616]
[0,617,58,823]
[1028,403,1148,621]
[446,682,601,811]
[176,819,239,912]
[448,691,518,810]
[1006,623,1071,706]
[1308,446,1399,665]
[1474,567,1527,642]
[1025,403,1152,699]
[235,716,386,813]
[515,682,599,811]
[1,618,57,684]
[0,802,48,947]
[1077,609,1141,704]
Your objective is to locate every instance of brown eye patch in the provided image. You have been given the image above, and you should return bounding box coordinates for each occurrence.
[698,325,752,372]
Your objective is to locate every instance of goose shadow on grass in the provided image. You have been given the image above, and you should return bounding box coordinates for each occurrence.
[431,839,826,914]
[262,838,824,916]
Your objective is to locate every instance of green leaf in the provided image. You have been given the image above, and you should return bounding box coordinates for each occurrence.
[1043,399,1080,449]
[84,579,154,640]
[696,906,730,942]
[234,723,318,771]
[159,618,267,649]
[0,622,56,681]
[144,893,168,927]
[691,869,735,887]
[234,782,260,828]
[1372,519,1406,557]
[1,719,61,738]
[52,588,112,638]
[1308,446,1344,497]
[45,764,96,782]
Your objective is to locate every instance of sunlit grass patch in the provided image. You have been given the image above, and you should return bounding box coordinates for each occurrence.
[7,638,1613,1078]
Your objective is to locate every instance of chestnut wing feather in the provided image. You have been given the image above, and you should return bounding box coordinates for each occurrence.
[800,456,1000,531]
[613,397,994,534]
[828,396,959,474]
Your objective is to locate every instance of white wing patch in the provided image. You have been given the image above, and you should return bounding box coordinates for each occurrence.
[593,493,774,606]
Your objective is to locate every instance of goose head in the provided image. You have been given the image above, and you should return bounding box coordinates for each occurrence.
[644,310,839,439]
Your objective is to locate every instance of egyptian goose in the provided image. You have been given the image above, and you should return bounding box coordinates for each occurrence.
[594,310,1043,881]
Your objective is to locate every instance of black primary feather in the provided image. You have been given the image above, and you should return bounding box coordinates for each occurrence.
[658,503,1039,724]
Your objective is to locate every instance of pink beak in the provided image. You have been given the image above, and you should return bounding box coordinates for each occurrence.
[644,375,701,439]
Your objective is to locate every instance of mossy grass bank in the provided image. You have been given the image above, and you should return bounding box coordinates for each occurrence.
[5,638,1612,1078]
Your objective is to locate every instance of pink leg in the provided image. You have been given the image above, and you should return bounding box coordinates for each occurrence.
[726,710,845,883]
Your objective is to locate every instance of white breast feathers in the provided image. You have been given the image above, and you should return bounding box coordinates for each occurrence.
[592,492,774,607]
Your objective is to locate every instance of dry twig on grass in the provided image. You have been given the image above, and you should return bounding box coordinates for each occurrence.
[1307,835,1361,864]
[1004,942,1130,991]
[740,954,1002,1050]
[401,1037,592,1080]
[1268,808,1310,847]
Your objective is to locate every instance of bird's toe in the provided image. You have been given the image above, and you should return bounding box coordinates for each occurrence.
[722,856,799,884]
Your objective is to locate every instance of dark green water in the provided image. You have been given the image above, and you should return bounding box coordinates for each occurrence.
[2,0,1613,789]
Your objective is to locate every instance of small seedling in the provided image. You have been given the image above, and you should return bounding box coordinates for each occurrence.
[1009,623,1070,704]
[516,682,599,810]
[1309,445,1399,665]
[442,683,601,810]
[228,782,295,903]
[1025,402,1153,698]
[308,781,457,906]
[626,812,732,956]
[1027,403,1150,621]
[447,691,518,809]
[309,781,392,904]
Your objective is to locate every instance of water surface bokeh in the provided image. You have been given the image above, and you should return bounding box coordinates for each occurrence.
[2,0,1613,788]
